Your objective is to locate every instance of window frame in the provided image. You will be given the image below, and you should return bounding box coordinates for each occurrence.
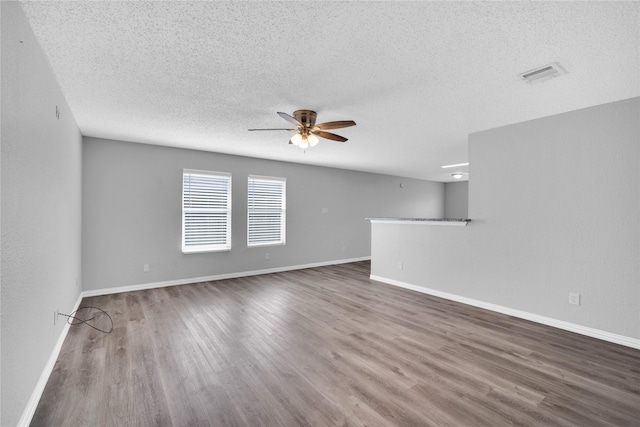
[181,169,232,254]
[247,175,287,247]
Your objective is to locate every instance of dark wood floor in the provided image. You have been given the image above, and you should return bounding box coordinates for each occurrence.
[32,261,640,426]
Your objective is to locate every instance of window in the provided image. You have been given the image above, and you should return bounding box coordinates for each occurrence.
[247,175,286,246]
[182,170,231,253]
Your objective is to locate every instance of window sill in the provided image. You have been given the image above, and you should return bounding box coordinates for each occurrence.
[182,246,231,254]
[247,242,286,248]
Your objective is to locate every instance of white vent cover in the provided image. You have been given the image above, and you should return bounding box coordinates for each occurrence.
[519,62,567,83]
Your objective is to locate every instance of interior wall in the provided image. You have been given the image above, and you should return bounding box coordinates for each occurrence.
[82,137,444,291]
[1,3,83,426]
[371,97,640,341]
[468,97,639,339]
[444,181,469,218]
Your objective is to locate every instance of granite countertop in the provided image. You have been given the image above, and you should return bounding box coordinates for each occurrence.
[366,217,471,225]
[366,217,470,222]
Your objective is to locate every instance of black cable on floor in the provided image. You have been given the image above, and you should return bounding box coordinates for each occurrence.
[59,306,113,334]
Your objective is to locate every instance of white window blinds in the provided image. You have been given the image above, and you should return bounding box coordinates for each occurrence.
[248,176,286,246]
[182,170,231,253]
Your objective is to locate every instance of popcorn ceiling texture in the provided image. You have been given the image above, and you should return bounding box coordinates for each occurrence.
[19,1,640,181]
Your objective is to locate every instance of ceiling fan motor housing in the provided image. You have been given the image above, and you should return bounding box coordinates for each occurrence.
[293,110,317,128]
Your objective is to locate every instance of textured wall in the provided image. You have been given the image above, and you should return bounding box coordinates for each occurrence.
[82,137,444,291]
[1,3,83,425]
[444,181,469,218]
[372,97,640,340]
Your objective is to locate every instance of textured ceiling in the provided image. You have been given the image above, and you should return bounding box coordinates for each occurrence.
[19,1,640,181]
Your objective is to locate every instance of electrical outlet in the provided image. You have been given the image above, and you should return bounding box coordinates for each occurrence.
[54,307,59,325]
[342,246,346,252]
[397,262,403,270]
[569,293,580,306]
[322,207,329,214]
[265,253,270,260]
[143,264,149,272]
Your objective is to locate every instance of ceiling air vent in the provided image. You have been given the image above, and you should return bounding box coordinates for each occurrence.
[519,62,566,84]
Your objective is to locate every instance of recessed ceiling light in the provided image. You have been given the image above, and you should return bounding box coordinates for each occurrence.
[451,172,464,179]
[441,162,469,169]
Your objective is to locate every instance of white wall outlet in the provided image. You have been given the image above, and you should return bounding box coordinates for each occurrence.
[265,253,270,260]
[322,207,329,214]
[342,246,346,252]
[569,293,580,306]
[143,264,149,272]
[54,307,59,325]
[397,262,403,270]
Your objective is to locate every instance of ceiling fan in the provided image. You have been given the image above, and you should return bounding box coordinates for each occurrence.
[249,110,356,149]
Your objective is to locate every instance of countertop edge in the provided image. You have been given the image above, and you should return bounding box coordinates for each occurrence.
[366,218,471,226]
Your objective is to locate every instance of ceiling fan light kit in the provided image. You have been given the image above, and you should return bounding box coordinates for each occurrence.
[290,131,319,148]
[249,109,356,149]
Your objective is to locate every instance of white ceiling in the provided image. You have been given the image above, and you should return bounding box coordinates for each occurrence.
[20,1,640,182]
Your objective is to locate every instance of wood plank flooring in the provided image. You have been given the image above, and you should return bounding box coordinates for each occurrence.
[32,262,640,426]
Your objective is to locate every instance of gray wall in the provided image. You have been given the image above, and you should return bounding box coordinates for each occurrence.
[82,137,444,291]
[1,3,83,425]
[371,97,640,341]
[444,181,468,218]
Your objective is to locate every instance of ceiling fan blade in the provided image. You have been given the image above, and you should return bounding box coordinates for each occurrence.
[277,112,303,127]
[312,130,348,142]
[313,120,356,131]
[248,128,296,131]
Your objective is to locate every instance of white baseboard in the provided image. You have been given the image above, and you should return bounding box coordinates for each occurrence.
[370,275,640,350]
[18,293,83,427]
[83,256,371,298]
